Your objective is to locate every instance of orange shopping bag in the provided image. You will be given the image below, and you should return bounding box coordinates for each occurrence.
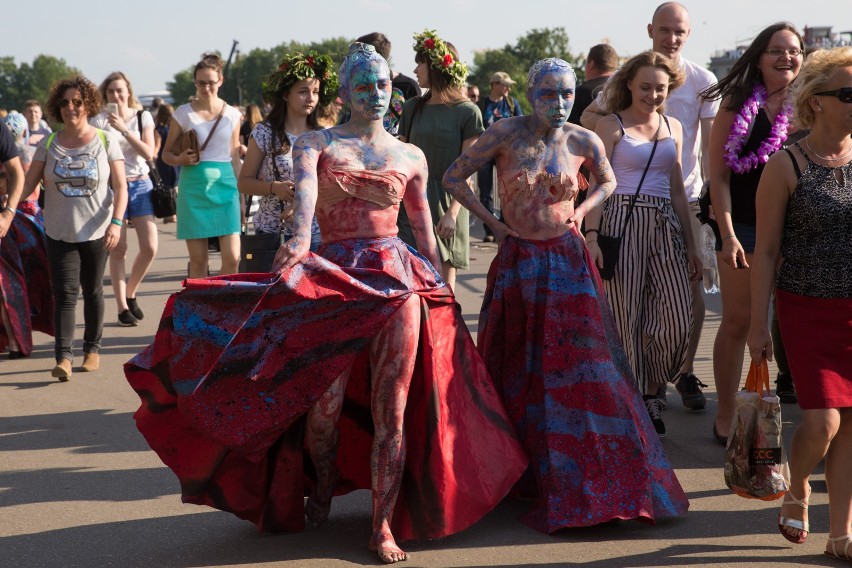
[723,358,790,500]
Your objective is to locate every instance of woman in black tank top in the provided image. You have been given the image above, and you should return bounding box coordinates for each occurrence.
[698,23,803,442]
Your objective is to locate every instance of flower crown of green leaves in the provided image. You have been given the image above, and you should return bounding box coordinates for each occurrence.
[413,29,469,88]
[262,51,339,107]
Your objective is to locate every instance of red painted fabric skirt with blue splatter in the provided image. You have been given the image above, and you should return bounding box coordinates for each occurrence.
[478,229,689,533]
[0,202,54,355]
[125,237,527,540]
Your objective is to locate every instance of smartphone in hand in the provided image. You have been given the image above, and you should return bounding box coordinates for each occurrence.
[105,103,119,116]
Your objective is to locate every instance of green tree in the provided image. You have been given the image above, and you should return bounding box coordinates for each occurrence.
[0,55,80,111]
[468,27,583,114]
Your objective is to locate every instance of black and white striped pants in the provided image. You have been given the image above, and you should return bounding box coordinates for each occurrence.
[601,194,693,394]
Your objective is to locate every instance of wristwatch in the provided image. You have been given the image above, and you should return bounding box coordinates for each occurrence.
[121,130,130,138]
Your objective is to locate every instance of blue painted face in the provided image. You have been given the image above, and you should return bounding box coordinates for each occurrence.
[530,69,575,129]
[348,59,392,122]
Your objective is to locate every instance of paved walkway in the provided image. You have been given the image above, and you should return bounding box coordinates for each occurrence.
[0,222,832,567]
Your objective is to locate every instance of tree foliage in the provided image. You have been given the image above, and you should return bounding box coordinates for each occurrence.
[468,27,584,114]
[167,37,352,107]
[0,55,81,111]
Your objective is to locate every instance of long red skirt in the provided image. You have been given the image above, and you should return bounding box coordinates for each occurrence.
[0,202,54,355]
[776,289,852,409]
[125,237,527,539]
[478,230,689,533]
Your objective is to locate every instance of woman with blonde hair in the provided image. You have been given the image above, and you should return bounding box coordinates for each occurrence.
[239,102,263,146]
[92,71,156,326]
[399,30,483,290]
[586,51,702,436]
[163,54,243,278]
[748,46,852,561]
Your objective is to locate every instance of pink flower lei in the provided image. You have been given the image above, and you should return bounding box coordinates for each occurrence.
[723,84,792,174]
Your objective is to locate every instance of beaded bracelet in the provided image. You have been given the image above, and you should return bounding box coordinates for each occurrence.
[110,217,123,227]
[269,181,275,195]
[584,228,600,236]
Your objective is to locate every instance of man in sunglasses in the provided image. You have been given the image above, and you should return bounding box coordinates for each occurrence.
[0,124,24,239]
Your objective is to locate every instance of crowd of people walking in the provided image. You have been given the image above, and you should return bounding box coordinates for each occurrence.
[1,1,850,564]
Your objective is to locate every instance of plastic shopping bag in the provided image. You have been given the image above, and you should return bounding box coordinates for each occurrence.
[723,359,790,500]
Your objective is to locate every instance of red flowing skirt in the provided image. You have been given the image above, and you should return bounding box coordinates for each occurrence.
[478,230,689,533]
[125,237,527,539]
[776,289,852,409]
[0,202,54,354]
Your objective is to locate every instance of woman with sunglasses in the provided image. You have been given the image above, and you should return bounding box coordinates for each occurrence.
[748,46,852,561]
[163,53,243,278]
[7,76,127,380]
[699,22,804,442]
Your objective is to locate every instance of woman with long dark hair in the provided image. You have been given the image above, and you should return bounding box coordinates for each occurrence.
[700,23,804,442]
[153,104,177,223]
[399,29,483,290]
[236,52,336,265]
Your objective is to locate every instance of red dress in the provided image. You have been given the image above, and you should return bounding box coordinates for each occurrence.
[126,229,527,538]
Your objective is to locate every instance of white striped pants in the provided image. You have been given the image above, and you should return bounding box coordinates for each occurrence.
[601,194,693,394]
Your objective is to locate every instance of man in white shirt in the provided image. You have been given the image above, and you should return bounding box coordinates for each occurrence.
[582,2,719,412]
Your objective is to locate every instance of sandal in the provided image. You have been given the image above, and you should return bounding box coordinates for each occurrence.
[825,535,852,562]
[778,489,810,544]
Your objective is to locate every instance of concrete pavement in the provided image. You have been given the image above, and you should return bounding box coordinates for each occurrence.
[0,220,833,567]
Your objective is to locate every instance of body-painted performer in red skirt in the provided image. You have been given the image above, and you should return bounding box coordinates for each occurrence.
[125,43,527,564]
[443,58,689,534]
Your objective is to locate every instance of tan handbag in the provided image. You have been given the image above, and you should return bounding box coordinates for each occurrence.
[171,103,226,156]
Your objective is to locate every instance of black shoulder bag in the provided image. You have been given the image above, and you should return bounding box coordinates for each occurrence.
[238,133,286,273]
[137,111,177,218]
[596,115,662,280]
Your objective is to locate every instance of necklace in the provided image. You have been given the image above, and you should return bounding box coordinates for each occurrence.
[804,136,852,162]
[723,84,793,174]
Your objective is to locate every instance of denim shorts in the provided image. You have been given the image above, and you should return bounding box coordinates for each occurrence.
[126,177,155,219]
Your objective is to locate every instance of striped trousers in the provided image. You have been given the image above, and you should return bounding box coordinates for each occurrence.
[601,194,693,394]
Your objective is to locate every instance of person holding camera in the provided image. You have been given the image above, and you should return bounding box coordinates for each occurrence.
[91,71,157,327]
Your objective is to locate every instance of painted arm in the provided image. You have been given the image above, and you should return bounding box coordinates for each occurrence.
[667,118,702,281]
[435,135,479,240]
[747,152,793,363]
[707,102,743,268]
[583,115,621,268]
[272,132,322,271]
[403,150,441,269]
[441,125,519,243]
[0,156,25,238]
[570,128,616,228]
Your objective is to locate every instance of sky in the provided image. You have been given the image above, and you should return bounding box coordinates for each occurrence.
[4,0,851,98]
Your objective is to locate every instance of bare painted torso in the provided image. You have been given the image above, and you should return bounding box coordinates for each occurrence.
[495,127,591,240]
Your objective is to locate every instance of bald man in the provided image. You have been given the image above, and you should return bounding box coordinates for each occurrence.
[582,2,719,412]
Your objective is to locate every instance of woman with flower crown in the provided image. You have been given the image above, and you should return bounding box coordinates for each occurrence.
[237,52,333,269]
[699,23,803,443]
[443,57,690,533]
[398,30,484,291]
[125,43,526,564]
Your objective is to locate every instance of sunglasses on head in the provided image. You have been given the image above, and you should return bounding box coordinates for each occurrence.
[814,87,852,103]
[59,98,84,108]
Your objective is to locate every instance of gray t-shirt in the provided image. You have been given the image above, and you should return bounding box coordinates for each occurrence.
[34,129,124,242]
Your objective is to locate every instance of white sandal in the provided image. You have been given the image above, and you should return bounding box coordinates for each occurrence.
[778,489,809,544]
[825,535,852,562]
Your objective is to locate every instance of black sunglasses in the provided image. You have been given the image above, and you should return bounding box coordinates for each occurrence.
[814,87,852,103]
[59,98,84,108]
